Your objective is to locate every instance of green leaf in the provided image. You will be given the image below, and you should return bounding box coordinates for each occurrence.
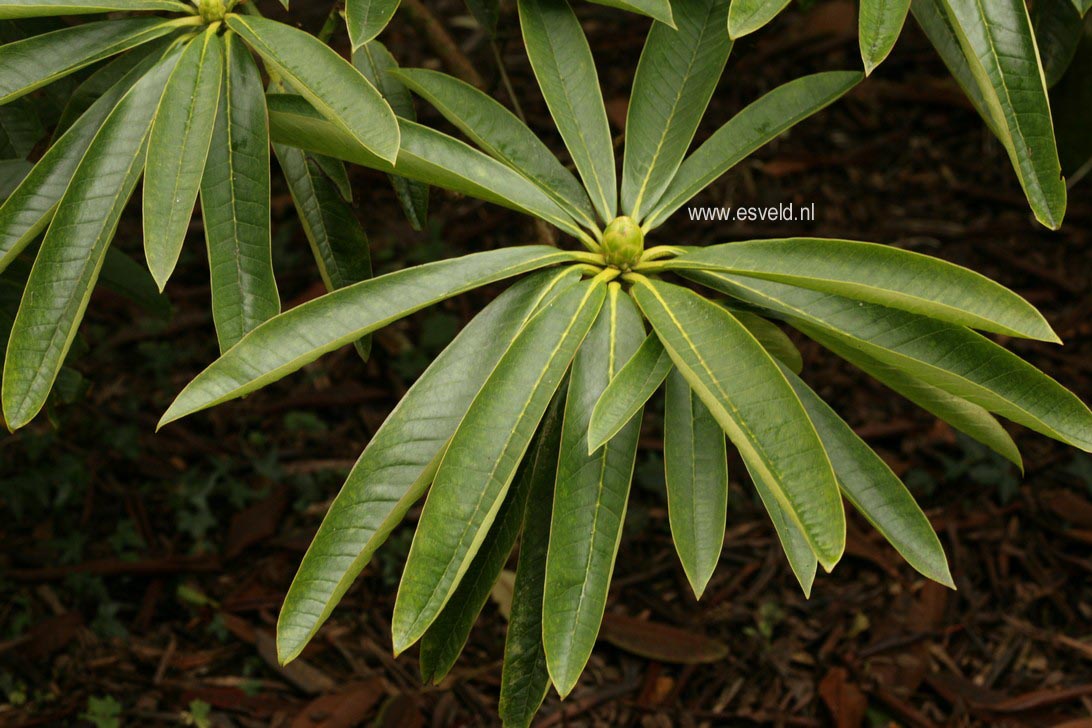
[665,238,1059,341]
[542,283,644,697]
[780,363,954,587]
[910,0,997,134]
[498,391,565,728]
[144,27,222,291]
[587,0,673,25]
[0,46,158,272]
[346,0,400,50]
[731,309,802,374]
[99,247,171,320]
[586,331,671,452]
[54,40,164,137]
[265,94,593,244]
[392,279,607,653]
[419,385,568,684]
[0,0,192,17]
[518,0,616,223]
[273,144,373,361]
[1052,14,1092,177]
[1076,0,1092,16]
[727,0,791,39]
[352,41,429,230]
[630,278,845,569]
[1032,0,1083,87]
[0,16,179,104]
[159,246,573,426]
[0,100,45,159]
[225,14,400,164]
[622,0,732,220]
[200,33,278,353]
[860,0,911,75]
[747,458,817,596]
[2,48,180,430]
[276,269,577,665]
[393,67,596,229]
[686,271,1092,453]
[797,324,1022,467]
[938,0,1067,229]
[663,367,727,598]
[644,71,862,228]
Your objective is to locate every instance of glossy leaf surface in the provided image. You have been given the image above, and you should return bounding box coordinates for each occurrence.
[346,0,400,50]
[225,14,400,163]
[586,332,671,452]
[519,0,616,223]
[144,27,222,290]
[667,238,1058,341]
[276,269,577,664]
[200,33,279,353]
[543,285,644,697]
[0,17,177,104]
[664,367,728,598]
[645,71,862,227]
[622,0,731,220]
[860,0,911,74]
[392,280,606,653]
[3,49,179,429]
[631,278,845,569]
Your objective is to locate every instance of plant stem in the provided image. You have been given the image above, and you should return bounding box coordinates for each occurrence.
[318,3,342,44]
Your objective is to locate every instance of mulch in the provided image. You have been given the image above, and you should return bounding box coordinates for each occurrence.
[1,0,1090,726]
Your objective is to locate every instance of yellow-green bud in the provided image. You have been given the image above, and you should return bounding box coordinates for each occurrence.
[601,216,644,270]
[197,0,230,21]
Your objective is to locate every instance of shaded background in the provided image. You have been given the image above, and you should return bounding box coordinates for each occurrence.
[1,0,1091,725]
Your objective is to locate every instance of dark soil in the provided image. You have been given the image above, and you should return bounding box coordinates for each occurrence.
[1,1,1090,726]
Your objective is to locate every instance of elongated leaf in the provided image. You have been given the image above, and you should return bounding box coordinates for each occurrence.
[276,269,577,664]
[860,0,911,74]
[54,40,163,137]
[144,27,222,290]
[99,247,171,320]
[747,459,817,596]
[393,279,606,653]
[798,323,1022,467]
[686,271,1092,453]
[645,71,862,228]
[519,0,616,223]
[0,47,158,272]
[1052,14,1092,177]
[393,67,596,229]
[2,49,180,430]
[732,309,802,374]
[225,14,399,164]
[1032,0,1083,87]
[940,0,1067,229]
[780,363,953,586]
[623,0,731,221]
[346,0,400,49]
[419,387,567,684]
[587,0,673,25]
[160,246,573,426]
[0,100,44,159]
[586,332,671,452]
[910,0,997,133]
[664,367,727,598]
[665,239,1058,341]
[498,392,565,728]
[0,0,191,17]
[1076,0,1092,16]
[543,283,644,697]
[265,94,591,243]
[200,33,278,353]
[727,0,791,38]
[631,278,845,569]
[352,41,429,230]
[0,17,179,104]
[273,144,372,361]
